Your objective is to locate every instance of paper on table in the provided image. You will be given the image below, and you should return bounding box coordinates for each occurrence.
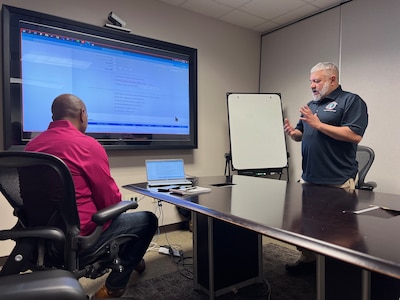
[169,186,211,195]
[344,205,400,217]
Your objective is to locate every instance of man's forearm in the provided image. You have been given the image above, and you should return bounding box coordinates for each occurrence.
[291,129,303,142]
[317,123,362,143]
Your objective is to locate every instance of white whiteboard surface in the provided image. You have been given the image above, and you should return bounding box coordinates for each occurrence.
[227,93,287,170]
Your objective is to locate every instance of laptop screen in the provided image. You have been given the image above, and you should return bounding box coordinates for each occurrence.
[146,159,186,181]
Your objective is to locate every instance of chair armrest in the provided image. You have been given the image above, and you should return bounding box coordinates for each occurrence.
[77,200,138,250]
[0,227,65,243]
[91,200,138,225]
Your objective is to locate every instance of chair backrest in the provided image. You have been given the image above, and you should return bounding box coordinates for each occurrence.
[0,151,80,260]
[0,151,139,280]
[356,145,375,189]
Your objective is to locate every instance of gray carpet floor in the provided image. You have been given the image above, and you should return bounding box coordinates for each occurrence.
[122,243,316,300]
[81,229,316,299]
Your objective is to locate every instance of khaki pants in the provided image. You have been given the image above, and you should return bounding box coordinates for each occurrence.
[300,175,358,191]
[335,175,358,190]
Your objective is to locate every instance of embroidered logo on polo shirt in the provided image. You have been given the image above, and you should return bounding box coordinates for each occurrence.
[324,101,338,112]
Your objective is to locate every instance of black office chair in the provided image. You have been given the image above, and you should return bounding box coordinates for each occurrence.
[0,270,87,300]
[0,151,139,281]
[356,145,377,190]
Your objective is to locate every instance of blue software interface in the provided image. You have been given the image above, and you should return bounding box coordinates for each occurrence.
[146,160,185,181]
[20,24,190,135]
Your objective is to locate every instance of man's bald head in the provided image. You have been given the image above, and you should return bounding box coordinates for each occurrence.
[51,94,88,133]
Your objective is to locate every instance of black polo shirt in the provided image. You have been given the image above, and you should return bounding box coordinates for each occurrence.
[295,85,368,185]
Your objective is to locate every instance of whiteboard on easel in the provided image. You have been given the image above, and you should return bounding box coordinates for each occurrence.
[227,93,287,170]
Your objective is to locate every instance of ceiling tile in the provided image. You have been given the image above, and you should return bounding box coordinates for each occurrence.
[181,0,233,18]
[154,0,349,33]
[272,4,321,25]
[215,0,253,9]
[220,9,266,29]
[240,0,309,20]
[311,0,347,8]
[158,0,187,5]
[253,20,281,33]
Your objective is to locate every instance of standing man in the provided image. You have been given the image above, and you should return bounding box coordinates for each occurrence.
[283,62,368,274]
[25,94,158,298]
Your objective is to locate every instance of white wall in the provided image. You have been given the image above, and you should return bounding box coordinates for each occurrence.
[260,7,341,185]
[0,0,261,256]
[340,0,400,194]
[261,0,400,195]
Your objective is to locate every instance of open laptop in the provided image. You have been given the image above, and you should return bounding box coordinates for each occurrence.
[146,159,192,187]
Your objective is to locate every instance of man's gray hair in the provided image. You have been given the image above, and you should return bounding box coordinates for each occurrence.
[311,62,339,80]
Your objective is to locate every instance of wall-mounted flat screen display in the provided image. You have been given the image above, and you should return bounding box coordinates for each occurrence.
[2,5,198,150]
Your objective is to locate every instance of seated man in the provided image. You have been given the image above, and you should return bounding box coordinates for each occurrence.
[25,94,158,298]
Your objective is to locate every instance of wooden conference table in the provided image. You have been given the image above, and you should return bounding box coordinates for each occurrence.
[123,175,400,300]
